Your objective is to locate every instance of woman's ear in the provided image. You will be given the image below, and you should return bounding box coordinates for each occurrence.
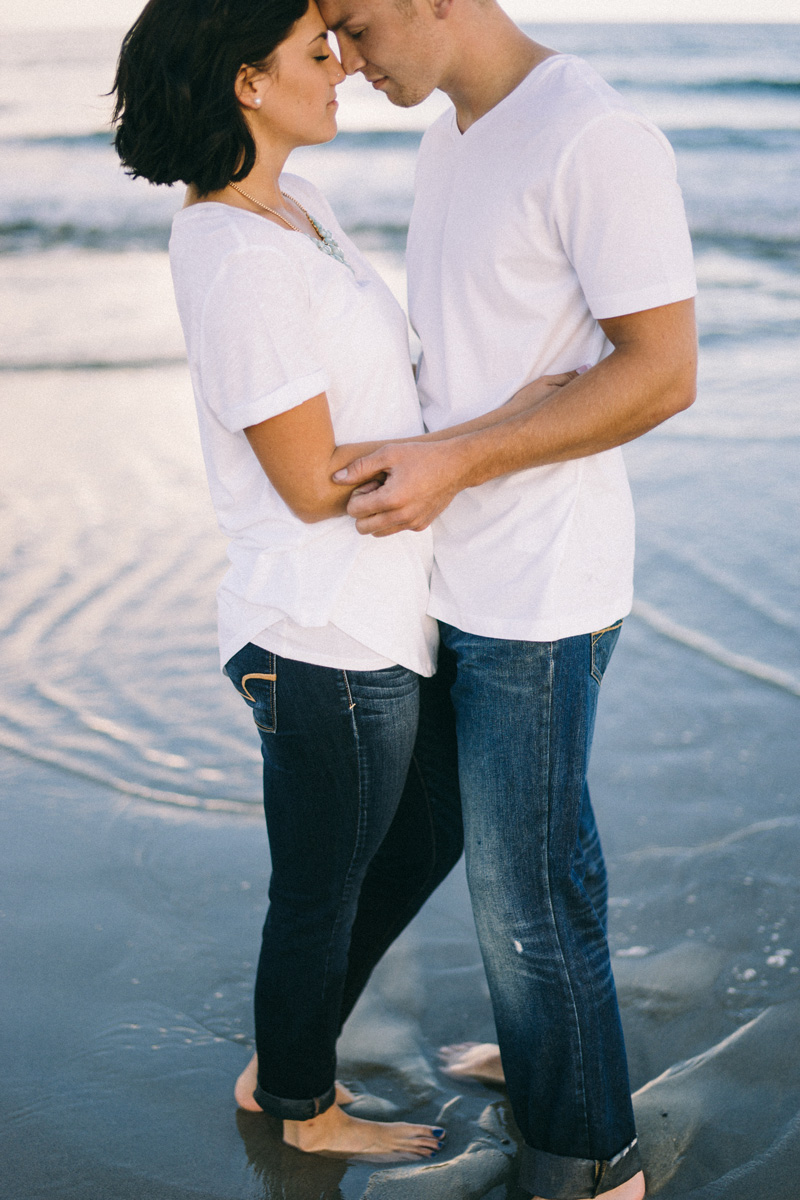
[234,64,267,110]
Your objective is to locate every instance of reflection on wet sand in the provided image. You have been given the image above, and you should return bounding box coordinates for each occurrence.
[237,1092,518,1200]
[237,1109,348,1200]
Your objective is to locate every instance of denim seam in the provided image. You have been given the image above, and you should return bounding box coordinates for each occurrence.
[341,670,356,711]
[319,674,367,1004]
[380,751,439,934]
[590,621,623,685]
[542,640,592,1155]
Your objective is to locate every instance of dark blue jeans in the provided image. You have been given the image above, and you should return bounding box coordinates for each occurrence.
[439,621,642,1199]
[223,643,463,1121]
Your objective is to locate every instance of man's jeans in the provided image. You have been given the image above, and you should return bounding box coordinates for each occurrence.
[223,643,463,1120]
[440,621,642,1199]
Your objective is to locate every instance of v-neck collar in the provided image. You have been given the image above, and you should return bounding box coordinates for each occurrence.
[449,53,568,139]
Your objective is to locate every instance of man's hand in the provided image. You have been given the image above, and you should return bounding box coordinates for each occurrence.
[330,297,697,538]
[331,371,581,536]
[333,439,467,536]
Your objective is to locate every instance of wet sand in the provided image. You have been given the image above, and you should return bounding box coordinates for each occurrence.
[2,574,799,1198]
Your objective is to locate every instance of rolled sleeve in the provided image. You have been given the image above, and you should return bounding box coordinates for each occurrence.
[216,368,328,434]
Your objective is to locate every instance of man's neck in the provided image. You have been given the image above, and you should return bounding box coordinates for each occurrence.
[439,8,556,133]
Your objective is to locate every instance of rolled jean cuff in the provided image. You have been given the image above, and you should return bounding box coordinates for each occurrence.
[252,1080,337,1122]
[519,1136,642,1199]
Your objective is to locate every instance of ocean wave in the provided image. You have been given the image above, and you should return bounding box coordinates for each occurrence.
[3,219,798,264]
[668,127,800,150]
[0,219,414,256]
[0,128,424,152]
[0,357,187,372]
[618,78,800,94]
[0,130,115,148]
[0,219,172,254]
[1,120,797,257]
[5,123,800,154]
[692,232,800,261]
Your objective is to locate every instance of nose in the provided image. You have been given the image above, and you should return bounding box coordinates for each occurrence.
[336,35,367,76]
[330,53,346,85]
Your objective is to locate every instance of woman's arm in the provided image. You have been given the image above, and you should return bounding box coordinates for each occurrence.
[244,394,385,523]
[246,372,579,523]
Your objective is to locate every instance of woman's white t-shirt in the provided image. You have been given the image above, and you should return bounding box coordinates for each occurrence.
[169,174,437,675]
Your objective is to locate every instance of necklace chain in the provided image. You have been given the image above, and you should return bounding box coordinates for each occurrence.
[228,183,318,236]
[227,182,352,271]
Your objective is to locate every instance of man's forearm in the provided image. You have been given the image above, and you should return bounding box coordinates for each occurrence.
[437,315,697,491]
[448,350,690,487]
[341,299,697,536]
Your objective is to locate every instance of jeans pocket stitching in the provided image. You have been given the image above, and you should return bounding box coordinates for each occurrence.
[591,619,623,645]
[234,654,277,733]
[238,671,277,703]
[590,621,623,686]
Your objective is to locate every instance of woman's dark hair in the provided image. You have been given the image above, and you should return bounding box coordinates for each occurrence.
[112,0,309,194]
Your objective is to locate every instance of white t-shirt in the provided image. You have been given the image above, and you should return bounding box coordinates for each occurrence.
[169,174,437,675]
[407,55,697,642]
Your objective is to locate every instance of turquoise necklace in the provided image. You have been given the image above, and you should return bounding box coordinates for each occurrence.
[228,183,352,271]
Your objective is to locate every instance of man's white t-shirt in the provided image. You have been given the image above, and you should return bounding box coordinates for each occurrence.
[407,54,697,642]
[170,175,437,675]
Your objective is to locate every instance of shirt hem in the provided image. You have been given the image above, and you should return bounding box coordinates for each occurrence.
[427,596,633,643]
[219,624,435,678]
[252,635,397,672]
[589,279,697,321]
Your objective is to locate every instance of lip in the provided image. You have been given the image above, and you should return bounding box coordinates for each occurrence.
[328,99,339,108]
[367,75,388,89]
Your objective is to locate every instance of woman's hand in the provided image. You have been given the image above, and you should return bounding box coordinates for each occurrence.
[335,366,591,535]
[501,367,588,417]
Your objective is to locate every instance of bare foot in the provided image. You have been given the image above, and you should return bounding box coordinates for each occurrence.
[534,1169,645,1200]
[234,1053,356,1112]
[283,1101,444,1161]
[438,1042,506,1086]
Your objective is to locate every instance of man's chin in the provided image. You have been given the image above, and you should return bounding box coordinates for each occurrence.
[382,82,435,109]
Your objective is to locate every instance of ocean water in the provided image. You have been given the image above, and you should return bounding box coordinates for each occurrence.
[2,22,800,1200]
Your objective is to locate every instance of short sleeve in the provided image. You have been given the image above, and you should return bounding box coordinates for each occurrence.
[199,245,328,433]
[553,112,697,320]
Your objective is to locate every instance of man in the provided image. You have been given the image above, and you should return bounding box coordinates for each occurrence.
[323,0,697,1195]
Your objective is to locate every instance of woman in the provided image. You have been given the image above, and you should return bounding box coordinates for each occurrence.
[112,0,574,1161]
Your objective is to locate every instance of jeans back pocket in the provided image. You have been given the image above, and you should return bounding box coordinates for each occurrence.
[590,620,623,686]
[223,643,277,733]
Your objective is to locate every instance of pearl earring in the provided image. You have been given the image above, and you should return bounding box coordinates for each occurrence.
[254,97,262,107]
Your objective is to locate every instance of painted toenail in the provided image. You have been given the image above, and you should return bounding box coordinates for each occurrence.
[432,1127,445,1137]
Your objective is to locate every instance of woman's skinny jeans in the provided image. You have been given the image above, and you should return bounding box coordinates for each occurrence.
[224,643,463,1121]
